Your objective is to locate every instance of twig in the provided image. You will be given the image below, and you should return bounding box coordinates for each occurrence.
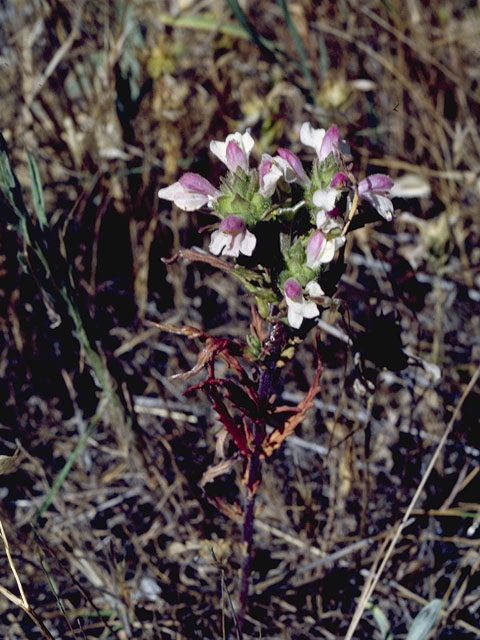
[341,187,359,237]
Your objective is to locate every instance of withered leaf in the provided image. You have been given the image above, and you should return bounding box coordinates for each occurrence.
[262,361,323,457]
[0,447,21,475]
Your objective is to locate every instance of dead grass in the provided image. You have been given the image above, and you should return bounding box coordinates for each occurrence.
[0,0,479,638]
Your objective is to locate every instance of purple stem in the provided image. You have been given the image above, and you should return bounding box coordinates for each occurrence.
[235,318,286,636]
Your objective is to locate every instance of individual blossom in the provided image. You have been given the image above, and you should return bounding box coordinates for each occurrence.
[209,215,256,258]
[358,174,394,221]
[158,172,221,211]
[300,122,340,161]
[316,206,346,235]
[306,230,337,269]
[210,130,255,173]
[276,148,309,186]
[312,187,339,227]
[284,277,319,329]
[258,154,285,198]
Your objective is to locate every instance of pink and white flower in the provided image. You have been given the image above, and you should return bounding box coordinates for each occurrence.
[306,231,337,268]
[210,130,255,173]
[276,148,309,186]
[209,215,256,258]
[312,187,339,228]
[258,154,285,197]
[284,278,319,329]
[158,172,220,211]
[358,174,394,221]
[300,123,340,161]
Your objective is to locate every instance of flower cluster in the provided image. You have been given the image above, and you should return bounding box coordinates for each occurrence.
[158,124,394,330]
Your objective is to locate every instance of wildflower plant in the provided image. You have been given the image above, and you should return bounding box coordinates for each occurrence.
[157,123,394,634]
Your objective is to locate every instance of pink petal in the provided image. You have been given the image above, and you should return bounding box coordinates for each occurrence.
[358,174,393,195]
[277,148,308,184]
[284,278,302,300]
[226,140,247,173]
[330,172,348,188]
[306,231,326,267]
[179,172,220,198]
[219,215,245,234]
[158,181,209,211]
[318,125,340,161]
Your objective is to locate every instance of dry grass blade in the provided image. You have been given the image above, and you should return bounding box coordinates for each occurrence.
[0,520,55,639]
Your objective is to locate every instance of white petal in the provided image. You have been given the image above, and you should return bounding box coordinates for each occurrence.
[316,210,328,228]
[209,140,228,165]
[210,130,255,168]
[236,130,254,157]
[287,305,304,329]
[313,188,338,212]
[364,193,394,221]
[305,281,324,297]
[239,230,257,256]
[158,182,209,211]
[260,162,283,197]
[300,122,326,153]
[209,231,229,255]
[302,300,319,319]
[319,239,336,264]
[272,155,297,183]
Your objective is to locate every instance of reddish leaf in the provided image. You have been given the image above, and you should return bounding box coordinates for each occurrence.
[262,360,323,457]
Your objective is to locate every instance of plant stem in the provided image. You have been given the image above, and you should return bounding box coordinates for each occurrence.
[236,318,285,636]
[236,448,262,635]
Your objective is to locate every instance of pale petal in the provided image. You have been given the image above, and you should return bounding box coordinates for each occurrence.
[319,239,336,264]
[277,148,308,184]
[239,230,257,256]
[287,306,304,329]
[313,188,338,212]
[302,300,320,319]
[158,182,209,211]
[362,193,394,221]
[259,154,283,197]
[300,122,326,152]
[209,230,230,255]
[318,125,340,160]
[305,281,324,298]
[358,174,393,195]
[210,130,254,169]
[226,140,247,172]
[222,234,242,257]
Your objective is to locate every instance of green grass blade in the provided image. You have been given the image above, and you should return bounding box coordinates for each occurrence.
[27,151,48,231]
[406,599,442,640]
[157,12,249,39]
[225,0,277,60]
[0,133,29,234]
[276,0,316,103]
[34,396,110,523]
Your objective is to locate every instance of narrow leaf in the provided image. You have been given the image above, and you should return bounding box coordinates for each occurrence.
[27,151,48,230]
[276,0,316,103]
[370,603,393,640]
[405,599,442,640]
[0,132,28,225]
